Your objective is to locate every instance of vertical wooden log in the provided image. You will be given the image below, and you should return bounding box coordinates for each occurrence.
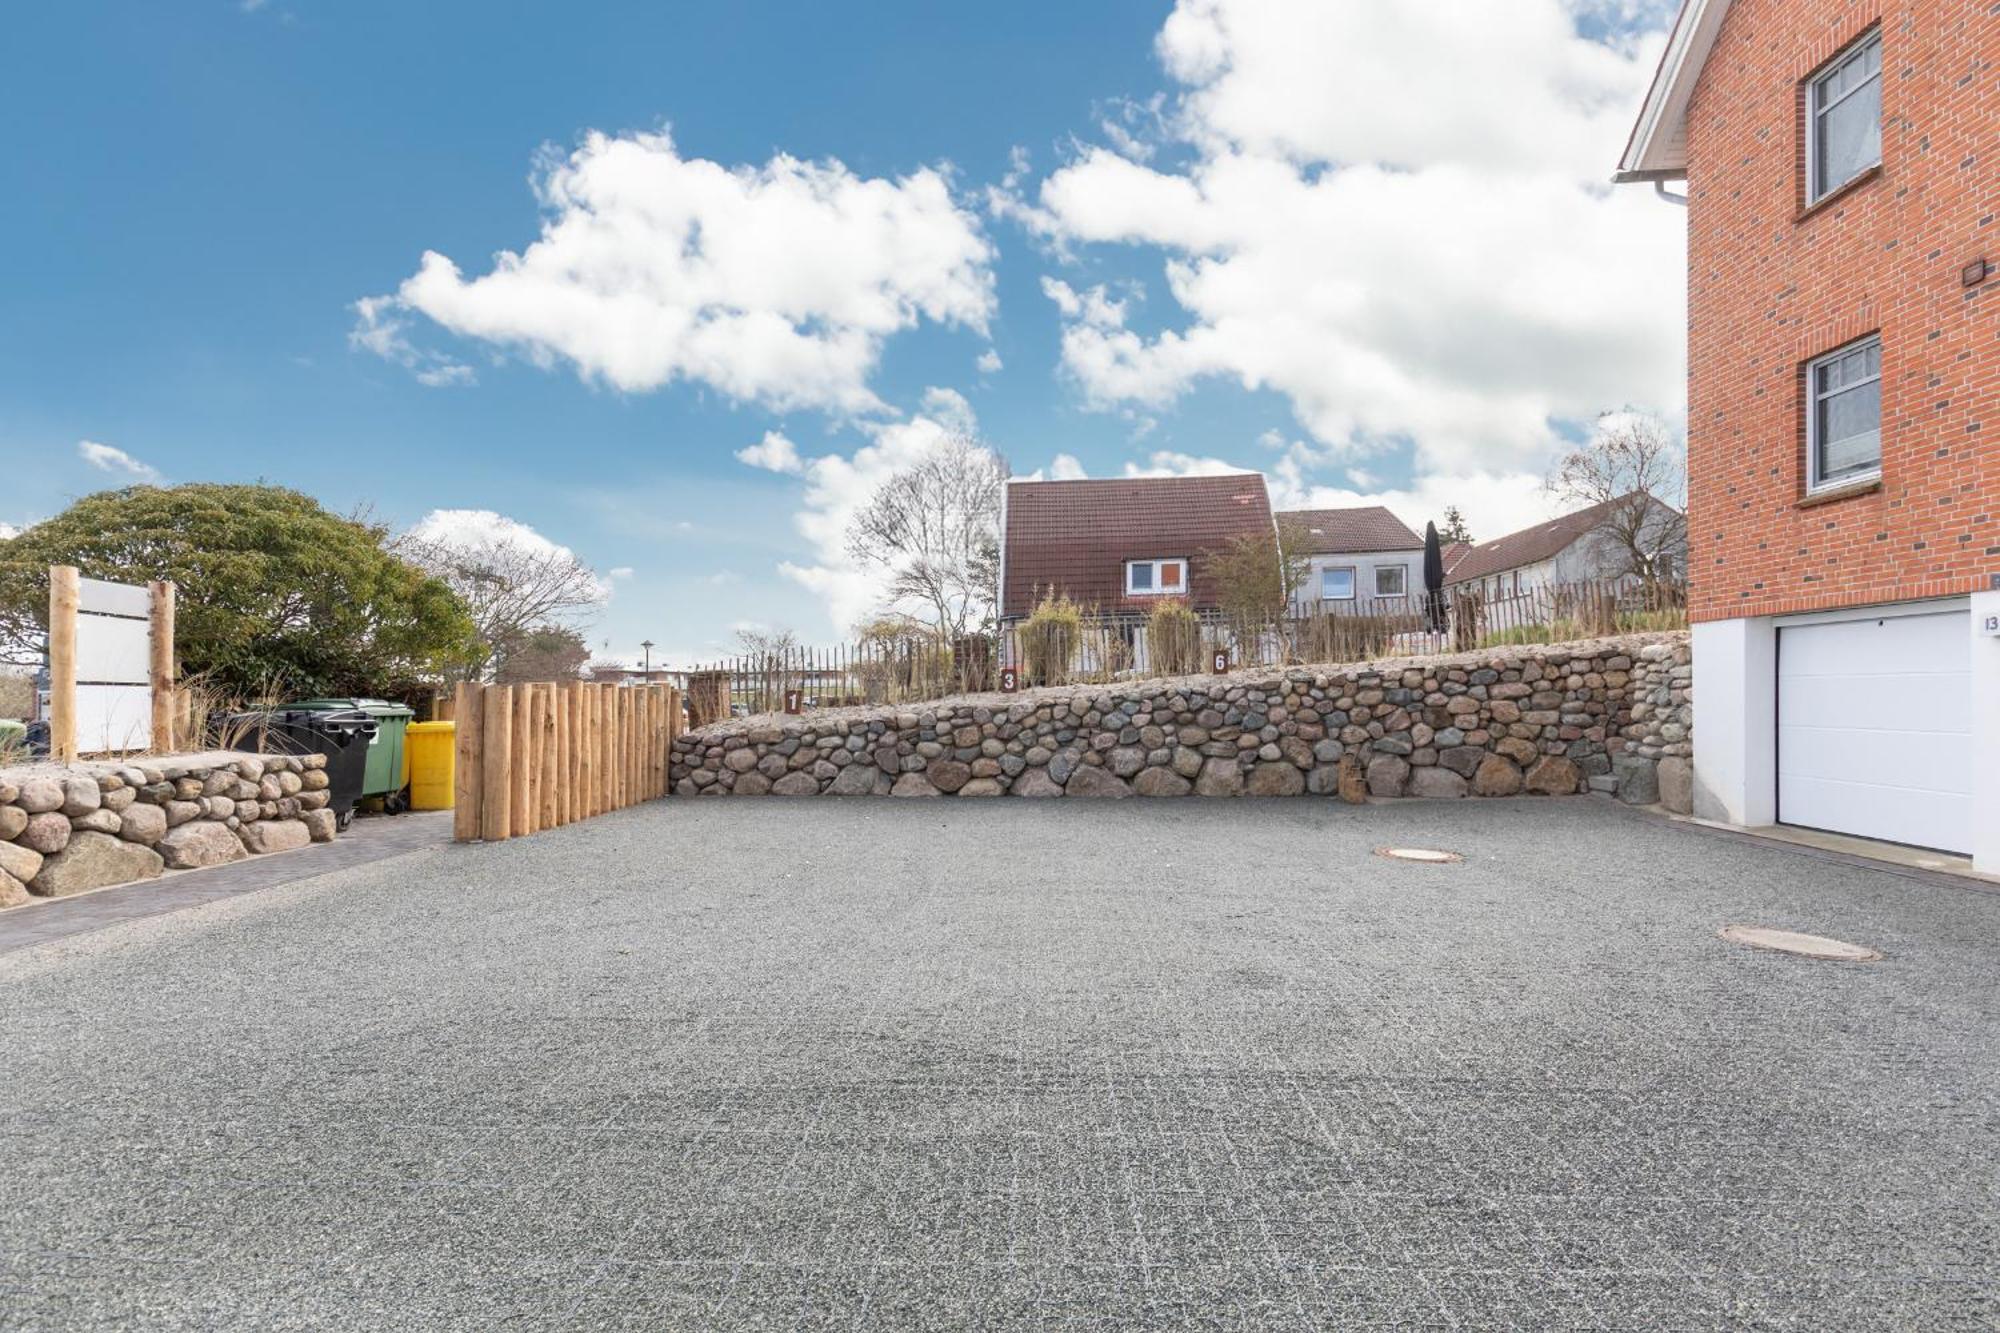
[555,683,571,827]
[148,580,176,753]
[594,685,610,816]
[606,685,620,811]
[528,684,549,835]
[647,686,661,798]
[48,565,79,764]
[480,685,513,841]
[540,684,559,830]
[452,682,484,842]
[511,684,532,835]
[569,683,584,822]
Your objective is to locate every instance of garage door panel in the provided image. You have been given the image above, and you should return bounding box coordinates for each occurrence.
[1778,674,1970,733]
[1776,776,1970,855]
[1777,610,1970,855]
[1778,611,1967,675]
[1779,723,1971,789]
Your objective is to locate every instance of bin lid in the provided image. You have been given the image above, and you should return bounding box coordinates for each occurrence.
[289,697,416,721]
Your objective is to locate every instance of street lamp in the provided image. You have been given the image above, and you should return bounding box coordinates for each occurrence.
[640,640,655,676]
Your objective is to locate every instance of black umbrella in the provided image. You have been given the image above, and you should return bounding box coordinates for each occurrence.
[1422,521,1447,635]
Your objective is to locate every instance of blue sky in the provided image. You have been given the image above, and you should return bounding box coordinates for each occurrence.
[1,0,1684,666]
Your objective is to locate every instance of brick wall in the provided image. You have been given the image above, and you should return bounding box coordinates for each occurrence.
[1684,0,1998,622]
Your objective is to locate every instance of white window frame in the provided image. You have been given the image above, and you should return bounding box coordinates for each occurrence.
[1805,334,1883,494]
[1374,565,1407,597]
[1124,557,1188,597]
[1806,30,1882,205]
[1321,566,1356,602]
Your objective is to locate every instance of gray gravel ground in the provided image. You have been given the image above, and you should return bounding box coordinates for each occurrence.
[1,796,1996,1330]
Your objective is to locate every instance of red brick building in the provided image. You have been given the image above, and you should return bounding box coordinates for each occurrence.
[1618,0,1997,867]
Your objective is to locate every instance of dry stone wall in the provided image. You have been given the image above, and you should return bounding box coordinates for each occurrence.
[0,751,338,907]
[672,633,1693,811]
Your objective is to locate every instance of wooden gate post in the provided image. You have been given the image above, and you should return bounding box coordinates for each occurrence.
[48,566,79,764]
[148,580,176,753]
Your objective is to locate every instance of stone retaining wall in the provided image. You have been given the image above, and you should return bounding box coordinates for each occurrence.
[0,751,338,907]
[671,632,1694,810]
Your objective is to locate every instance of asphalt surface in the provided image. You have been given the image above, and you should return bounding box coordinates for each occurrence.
[1,797,1996,1330]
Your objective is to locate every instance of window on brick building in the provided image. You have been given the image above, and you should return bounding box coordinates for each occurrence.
[1807,31,1881,203]
[1806,336,1881,491]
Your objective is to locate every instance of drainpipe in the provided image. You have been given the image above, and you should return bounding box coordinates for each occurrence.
[1654,181,1688,206]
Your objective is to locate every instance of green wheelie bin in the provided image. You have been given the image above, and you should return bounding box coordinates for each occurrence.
[287,698,416,812]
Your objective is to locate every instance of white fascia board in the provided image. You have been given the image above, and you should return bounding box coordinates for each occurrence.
[1615,0,1731,182]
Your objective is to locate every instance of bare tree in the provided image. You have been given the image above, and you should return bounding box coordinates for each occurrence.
[845,435,1009,640]
[1548,413,1689,583]
[733,625,799,669]
[397,530,606,682]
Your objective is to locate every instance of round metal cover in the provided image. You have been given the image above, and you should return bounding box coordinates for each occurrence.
[1718,925,1882,961]
[1374,847,1463,864]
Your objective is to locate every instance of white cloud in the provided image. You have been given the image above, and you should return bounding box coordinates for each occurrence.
[0,523,20,540]
[1049,453,1088,481]
[607,566,635,580]
[735,390,1000,633]
[404,509,612,601]
[1006,0,1684,509]
[365,129,996,415]
[735,430,805,475]
[976,348,1004,374]
[77,440,161,483]
[350,296,476,388]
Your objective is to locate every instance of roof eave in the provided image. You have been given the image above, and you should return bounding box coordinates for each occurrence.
[1615,0,1728,184]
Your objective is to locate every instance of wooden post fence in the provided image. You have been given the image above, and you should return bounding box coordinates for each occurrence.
[451,681,681,842]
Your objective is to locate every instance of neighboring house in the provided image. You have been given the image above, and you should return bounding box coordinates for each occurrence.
[999,473,1275,631]
[1444,494,1685,600]
[1278,506,1426,612]
[1617,0,1998,869]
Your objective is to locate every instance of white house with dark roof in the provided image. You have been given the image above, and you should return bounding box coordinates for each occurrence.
[1444,494,1684,599]
[1278,506,1426,612]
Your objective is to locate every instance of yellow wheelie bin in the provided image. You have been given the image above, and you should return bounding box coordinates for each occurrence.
[404,721,456,810]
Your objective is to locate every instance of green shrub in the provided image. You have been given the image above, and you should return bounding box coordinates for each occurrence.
[1145,599,1203,675]
[1019,591,1084,686]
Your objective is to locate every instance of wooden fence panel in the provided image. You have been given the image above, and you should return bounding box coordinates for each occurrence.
[448,680,679,842]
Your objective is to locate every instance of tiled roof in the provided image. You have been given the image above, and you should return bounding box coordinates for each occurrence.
[1001,474,1274,618]
[1277,506,1423,555]
[1445,495,1644,585]
[1441,541,1474,575]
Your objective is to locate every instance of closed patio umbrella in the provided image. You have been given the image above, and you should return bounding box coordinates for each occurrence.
[1423,521,1447,634]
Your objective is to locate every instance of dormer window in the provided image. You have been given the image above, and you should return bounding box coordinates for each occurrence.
[1126,558,1187,596]
[1807,30,1881,204]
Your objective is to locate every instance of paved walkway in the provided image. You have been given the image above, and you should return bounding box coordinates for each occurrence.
[0,812,450,956]
[1,797,1996,1328]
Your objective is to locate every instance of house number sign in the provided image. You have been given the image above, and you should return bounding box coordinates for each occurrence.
[783,689,803,714]
[1981,612,2000,637]
[999,666,1019,693]
[1211,649,1230,674]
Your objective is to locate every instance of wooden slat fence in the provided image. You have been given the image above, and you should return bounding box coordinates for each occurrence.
[450,681,681,842]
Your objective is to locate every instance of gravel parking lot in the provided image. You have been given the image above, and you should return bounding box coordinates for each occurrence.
[2,797,1996,1329]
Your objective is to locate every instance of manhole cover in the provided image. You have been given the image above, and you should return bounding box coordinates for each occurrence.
[1374,847,1463,864]
[1718,924,1882,961]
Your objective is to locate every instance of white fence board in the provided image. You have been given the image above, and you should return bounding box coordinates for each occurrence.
[78,577,151,619]
[77,683,152,753]
[76,615,152,685]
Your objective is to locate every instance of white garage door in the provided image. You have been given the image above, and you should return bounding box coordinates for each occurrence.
[1777,608,1971,854]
